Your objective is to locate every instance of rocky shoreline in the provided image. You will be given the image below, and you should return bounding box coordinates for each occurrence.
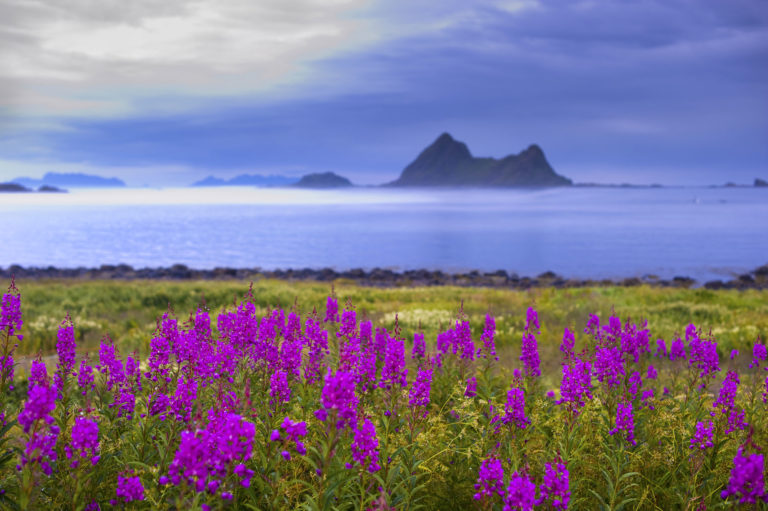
[1,264,767,290]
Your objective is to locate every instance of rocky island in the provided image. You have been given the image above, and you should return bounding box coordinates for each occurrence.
[387,133,572,187]
[293,172,353,189]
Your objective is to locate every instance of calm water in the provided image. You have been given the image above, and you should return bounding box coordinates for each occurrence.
[1,186,766,282]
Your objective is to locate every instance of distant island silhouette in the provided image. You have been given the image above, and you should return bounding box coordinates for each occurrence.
[294,172,353,189]
[12,172,125,188]
[387,132,572,187]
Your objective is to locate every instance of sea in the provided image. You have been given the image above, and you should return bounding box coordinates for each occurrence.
[1,186,766,283]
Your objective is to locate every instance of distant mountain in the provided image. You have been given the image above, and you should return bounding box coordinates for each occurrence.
[13,172,125,188]
[388,133,572,187]
[755,178,768,188]
[0,182,32,192]
[293,172,353,189]
[192,174,298,187]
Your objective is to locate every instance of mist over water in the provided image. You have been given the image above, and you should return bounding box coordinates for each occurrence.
[2,186,766,282]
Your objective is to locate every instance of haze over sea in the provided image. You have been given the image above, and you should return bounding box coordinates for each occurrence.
[2,186,766,283]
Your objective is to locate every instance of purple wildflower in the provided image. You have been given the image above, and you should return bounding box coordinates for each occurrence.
[689,421,714,450]
[411,332,426,360]
[380,336,407,390]
[520,308,541,378]
[303,318,328,385]
[270,370,291,406]
[324,295,339,323]
[687,326,720,381]
[502,387,530,429]
[116,474,144,502]
[720,448,767,504]
[316,369,358,430]
[730,349,739,360]
[503,471,536,511]
[473,458,505,500]
[557,356,592,415]
[609,402,636,446]
[56,315,76,376]
[339,308,357,338]
[29,359,49,389]
[149,392,170,418]
[65,417,100,467]
[669,337,686,361]
[751,341,767,369]
[536,460,570,510]
[18,383,57,433]
[349,418,381,472]
[560,327,575,359]
[594,346,625,389]
[646,364,657,380]
[408,368,432,409]
[465,376,477,398]
[481,314,498,360]
[655,339,668,358]
[0,281,23,341]
[640,388,655,410]
[77,358,94,395]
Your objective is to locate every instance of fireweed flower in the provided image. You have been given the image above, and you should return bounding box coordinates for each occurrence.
[646,365,658,380]
[115,473,144,503]
[65,417,100,467]
[481,314,498,361]
[689,421,714,450]
[18,384,59,475]
[520,308,541,378]
[0,280,23,341]
[557,357,593,415]
[280,336,303,379]
[687,326,720,381]
[408,368,432,410]
[503,471,536,511]
[609,402,636,446]
[560,327,575,359]
[594,346,625,389]
[315,369,358,430]
[324,295,339,323]
[465,376,478,398]
[56,315,76,376]
[29,359,49,389]
[454,320,475,361]
[473,458,505,500]
[77,358,95,396]
[655,338,668,358]
[147,335,171,379]
[536,460,570,510]
[720,448,768,504]
[640,388,655,410]
[0,354,12,385]
[339,309,357,338]
[669,337,686,361]
[436,329,453,356]
[713,371,748,434]
[380,336,407,390]
[171,376,198,422]
[502,387,530,430]
[304,318,328,386]
[730,349,739,360]
[339,335,361,373]
[411,332,426,360]
[751,341,767,369]
[359,320,373,347]
[116,389,136,419]
[348,418,381,472]
[270,370,291,406]
[166,412,256,495]
[149,392,170,418]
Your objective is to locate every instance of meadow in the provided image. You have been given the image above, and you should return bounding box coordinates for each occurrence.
[1,278,767,509]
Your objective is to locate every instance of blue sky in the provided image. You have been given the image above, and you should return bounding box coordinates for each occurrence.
[1,0,766,186]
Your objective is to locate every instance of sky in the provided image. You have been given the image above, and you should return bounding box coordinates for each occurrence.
[1,0,767,186]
